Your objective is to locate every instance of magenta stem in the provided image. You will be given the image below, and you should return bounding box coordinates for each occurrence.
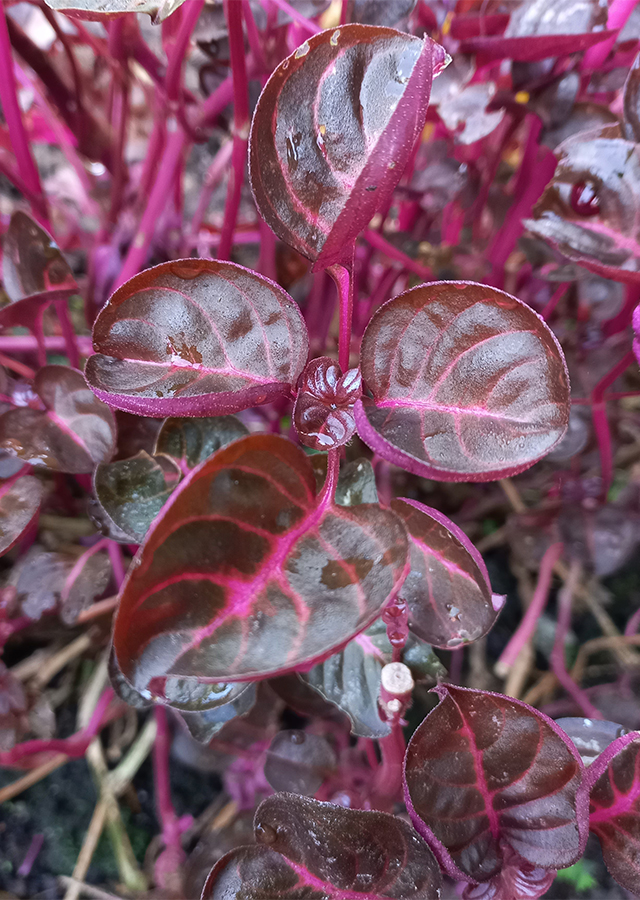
[115,128,185,288]
[165,0,205,102]
[218,0,250,262]
[327,260,354,372]
[319,448,340,507]
[550,559,602,719]
[108,541,127,589]
[496,542,564,674]
[153,707,184,871]
[541,282,569,321]
[373,723,405,807]
[185,139,233,251]
[54,298,80,370]
[363,230,433,281]
[0,687,115,767]
[0,335,93,356]
[0,6,47,222]
[17,833,44,877]
[582,0,636,70]
[269,0,321,34]
[591,350,635,498]
[602,284,640,337]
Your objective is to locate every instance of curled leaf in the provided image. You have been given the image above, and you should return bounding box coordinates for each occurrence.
[42,0,188,23]
[555,717,629,767]
[294,357,362,450]
[404,685,588,885]
[249,24,447,270]
[85,259,309,417]
[355,281,570,482]
[202,793,443,899]
[178,684,257,743]
[112,434,409,692]
[392,499,503,649]
[0,366,116,474]
[2,211,76,302]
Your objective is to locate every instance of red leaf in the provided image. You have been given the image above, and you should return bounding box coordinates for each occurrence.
[404,686,588,886]
[355,281,570,482]
[526,126,640,284]
[112,434,408,696]
[586,732,640,896]
[85,259,309,417]
[202,793,442,899]
[249,24,447,270]
[2,210,77,302]
[0,366,116,474]
[392,499,504,649]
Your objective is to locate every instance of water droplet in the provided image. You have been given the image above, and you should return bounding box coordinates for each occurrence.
[282,59,289,70]
[295,41,310,59]
[256,823,277,844]
[290,730,305,744]
[388,161,397,170]
[286,132,301,174]
[330,29,340,46]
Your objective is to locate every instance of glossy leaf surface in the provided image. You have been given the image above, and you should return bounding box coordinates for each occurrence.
[404,686,588,884]
[526,127,640,283]
[249,25,447,270]
[355,282,570,482]
[85,260,309,417]
[2,211,76,302]
[112,434,409,693]
[0,476,43,558]
[0,367,116,474]
[392,499,503,649]
[43,0,187,23]
[154,414,248,473]
[202,793,442,899]
[586,732,640,896]
[94,451,182,543]
[294,358,362,450]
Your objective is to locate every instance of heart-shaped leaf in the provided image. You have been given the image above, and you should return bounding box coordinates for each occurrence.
[585,731,640,896]
[85,259,309,418]
[0,476,43,557]
[94,451,182,544]
[0,366,116,474]
[154,414,249,473]
[391,499,504,649]
[249,24,448,271]
[43,0,187,23]
[112,434,409,694]
[355,281,570,482]
[526,127,640,284]
[202,793,442,899]
[3,211,77,302]
[404,686,588,887]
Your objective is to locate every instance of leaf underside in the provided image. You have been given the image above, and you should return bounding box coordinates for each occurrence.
[0,476,43,557]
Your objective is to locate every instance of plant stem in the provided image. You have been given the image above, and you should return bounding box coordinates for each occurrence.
[495,542,564,677]
[153,706,187,890]
[591,350,635,498]
[218,0,250,261]
[327,259,354,372]
[269,0,321,34]
[582,0,637,71]
[320,448,340,506]
[373,723,405,808]
[0,6,47,222]
[363,230,433,281]
[550,559,602,719]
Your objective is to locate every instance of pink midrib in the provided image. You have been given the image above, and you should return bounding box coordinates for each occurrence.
[590,772,640,825]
